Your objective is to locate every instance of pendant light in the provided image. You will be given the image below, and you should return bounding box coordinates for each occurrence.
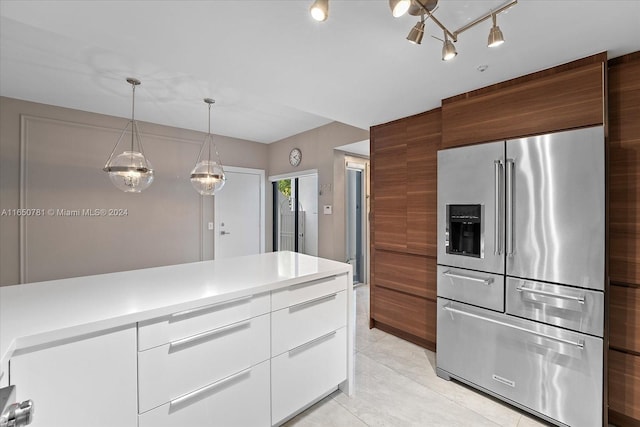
[103,78,154,193]
[406,15,425,45]
[190,98,226,196]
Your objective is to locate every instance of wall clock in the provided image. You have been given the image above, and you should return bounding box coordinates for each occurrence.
[289,148,302,167]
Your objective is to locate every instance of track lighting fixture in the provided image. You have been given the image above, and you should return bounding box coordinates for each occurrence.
[190,98,226,196]
[389,0,411,18]
[406,16,425,45]
[103,78,154,193]
[488,14,505,47]
[309,0,516,62]
[442,33,457,61]
[310,0,329,22]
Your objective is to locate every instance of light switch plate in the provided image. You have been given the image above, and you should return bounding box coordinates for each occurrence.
[323,205,332,215]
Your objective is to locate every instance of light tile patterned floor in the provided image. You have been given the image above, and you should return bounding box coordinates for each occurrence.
[284,285,551,427]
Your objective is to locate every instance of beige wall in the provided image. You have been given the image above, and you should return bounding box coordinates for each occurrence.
[268,122,369,261]
[0,97,367,286]
[0,97,268,286]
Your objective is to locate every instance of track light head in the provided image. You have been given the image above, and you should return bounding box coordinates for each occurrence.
[442,35,457,61]
[406,19,425,45]
[310,0,329,22]
[389,0,411,18]
[488,14,505,47]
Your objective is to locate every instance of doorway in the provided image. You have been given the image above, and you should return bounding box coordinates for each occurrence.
[346,163,367,284]
[271,171,318,256]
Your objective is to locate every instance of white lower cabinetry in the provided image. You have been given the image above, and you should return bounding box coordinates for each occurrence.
[271,327,347,425]
[10,326,137,427]
[138,313,270,413]
[139,360,271,427]
[5,266,351,427]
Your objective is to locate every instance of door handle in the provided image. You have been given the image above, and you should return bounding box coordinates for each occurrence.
[220,230,231,235]
[494,160,503,255]
[505,159,515,257]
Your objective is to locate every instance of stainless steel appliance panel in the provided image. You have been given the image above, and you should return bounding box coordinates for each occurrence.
[437,298,603,427]
[505,126,605,290]
[506,278,604,337]
[437,141,504,274]
[437,265,504,312]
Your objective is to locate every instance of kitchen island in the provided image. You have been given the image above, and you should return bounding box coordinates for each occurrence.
[0,251,353,426]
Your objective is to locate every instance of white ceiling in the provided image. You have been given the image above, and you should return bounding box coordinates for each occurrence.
[1,1,639,144]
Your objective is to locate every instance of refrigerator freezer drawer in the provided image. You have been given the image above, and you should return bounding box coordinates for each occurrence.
[437,298,603,427]
[506,278,604,337]
[437,265,504,312]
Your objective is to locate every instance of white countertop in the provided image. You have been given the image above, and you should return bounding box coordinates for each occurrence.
[0,251,350,375]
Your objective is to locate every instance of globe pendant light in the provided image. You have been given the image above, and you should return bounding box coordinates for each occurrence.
[103,78,154,193]
[190,98,226,196]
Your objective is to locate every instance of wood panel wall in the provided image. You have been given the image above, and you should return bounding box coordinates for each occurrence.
[608,51,640,426]
[441,53,606,148]
[370,108,440,350]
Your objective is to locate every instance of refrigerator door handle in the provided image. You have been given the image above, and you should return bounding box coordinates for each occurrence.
[442,304,584,349]
[505,159,515,257]
[494,160,503,255]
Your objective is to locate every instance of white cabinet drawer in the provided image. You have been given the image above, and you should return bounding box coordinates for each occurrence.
[271,290,347,357]
[138,313,270,413]
[272,274,347,311]
[139,359,270,427]
[271,326,347,425]
[138,292,270,351]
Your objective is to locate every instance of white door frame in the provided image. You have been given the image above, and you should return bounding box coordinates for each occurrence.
[345,159,370,285]
[214,166,266,259]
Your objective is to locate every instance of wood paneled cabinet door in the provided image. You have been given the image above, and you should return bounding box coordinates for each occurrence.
[371,120,408,252]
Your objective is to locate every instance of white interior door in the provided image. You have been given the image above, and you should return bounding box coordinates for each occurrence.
[214,168,265,259]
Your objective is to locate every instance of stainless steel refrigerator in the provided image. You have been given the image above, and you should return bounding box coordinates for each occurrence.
[436,126,605,427]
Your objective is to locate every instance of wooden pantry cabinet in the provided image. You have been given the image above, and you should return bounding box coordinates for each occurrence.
[370,108,440,350]
[608,51,640,427]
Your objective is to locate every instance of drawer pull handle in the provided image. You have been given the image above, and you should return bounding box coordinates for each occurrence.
[289,275,337,289]
[169,320,251,349]
[516,286,585,304]
[288,330,337,355]
[443,270,494,285]
[443,304,584,349]
[170,367,252,407]
[171,295,253,318]
[289,293,338,311]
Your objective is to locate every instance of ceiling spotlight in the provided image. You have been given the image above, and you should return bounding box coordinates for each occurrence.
[389,0,411,18]
[442,33,457,61]
[310,0,329,22]
[406,17,425,45]
[488,13,505,47]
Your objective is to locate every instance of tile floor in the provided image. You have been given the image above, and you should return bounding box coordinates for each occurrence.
[284,284,551,427]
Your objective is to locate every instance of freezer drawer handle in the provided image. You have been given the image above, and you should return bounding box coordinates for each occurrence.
[169,320,251,349]
[442,270,494,285]
[169,367,252,407]
[443,304,584,349]
[516,286,585,304]
[171,294,253,318]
